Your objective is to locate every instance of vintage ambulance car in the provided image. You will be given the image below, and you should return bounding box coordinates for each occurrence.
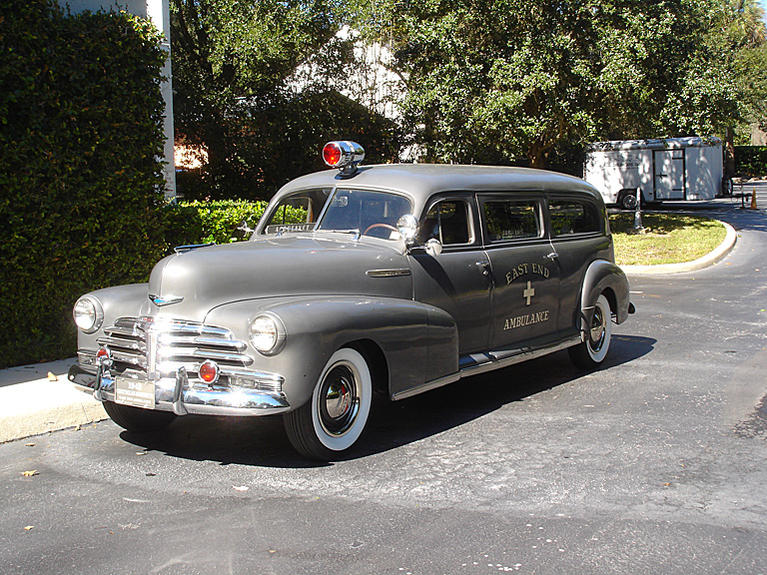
[70,142,634,459]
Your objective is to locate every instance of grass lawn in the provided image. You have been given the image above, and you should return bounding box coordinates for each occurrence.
[609,212,727,266]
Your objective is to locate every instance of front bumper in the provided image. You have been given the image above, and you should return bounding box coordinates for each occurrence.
[68,364,291,416]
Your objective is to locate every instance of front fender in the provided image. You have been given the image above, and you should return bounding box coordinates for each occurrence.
[205,296,458,409]
[76,283,150,351]
[580,260,632,327]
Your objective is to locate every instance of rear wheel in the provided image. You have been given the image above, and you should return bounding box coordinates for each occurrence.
[568,294,613,369]
[102,401,175,432]
[618,190,638,210]
[284,348,372,460]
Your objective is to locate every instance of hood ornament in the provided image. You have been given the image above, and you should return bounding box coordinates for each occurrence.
[148,293,184,307]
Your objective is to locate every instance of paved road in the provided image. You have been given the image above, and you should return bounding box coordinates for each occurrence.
[2,207,767,574]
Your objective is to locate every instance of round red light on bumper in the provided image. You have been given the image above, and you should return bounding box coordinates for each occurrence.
[198,360,219,384]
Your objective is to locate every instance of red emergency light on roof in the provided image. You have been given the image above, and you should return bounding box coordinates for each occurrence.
[322,141,365,175]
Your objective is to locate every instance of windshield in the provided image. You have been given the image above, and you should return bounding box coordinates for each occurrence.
[262,188,331,234]
[317,189,413,240]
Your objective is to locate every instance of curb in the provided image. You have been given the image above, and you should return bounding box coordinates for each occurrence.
[621,220,737,276]
[0,359,107,444]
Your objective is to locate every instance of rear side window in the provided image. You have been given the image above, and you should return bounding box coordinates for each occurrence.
[549,199,601,236]
[482,200,542,242]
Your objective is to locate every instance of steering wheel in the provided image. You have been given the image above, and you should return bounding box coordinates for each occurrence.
[362,223,398,236]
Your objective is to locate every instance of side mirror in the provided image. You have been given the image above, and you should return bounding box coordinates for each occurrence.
[425,238,443,257]
[396,214,418,245]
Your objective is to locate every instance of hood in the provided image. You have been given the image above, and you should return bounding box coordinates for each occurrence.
[146,234,412,321]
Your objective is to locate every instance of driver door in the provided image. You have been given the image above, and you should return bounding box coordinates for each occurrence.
[408,194,493,355]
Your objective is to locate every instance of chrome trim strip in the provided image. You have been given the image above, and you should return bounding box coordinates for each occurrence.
[391,336,581,401]
[157,335,246,350]
[391,372,461,401]
[156,347,254,365]
[366,268,412,278]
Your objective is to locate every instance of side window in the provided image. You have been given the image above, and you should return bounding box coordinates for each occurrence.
[482,199,542,242]
[419,200,471,245]
[549,199,601,236]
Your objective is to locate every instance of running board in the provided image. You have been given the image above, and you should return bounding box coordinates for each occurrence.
[391,335,581,401]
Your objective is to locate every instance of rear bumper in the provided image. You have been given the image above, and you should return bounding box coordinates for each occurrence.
[68,364,290,416]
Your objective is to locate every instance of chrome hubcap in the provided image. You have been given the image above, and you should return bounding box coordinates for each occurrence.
[318,362,359,436]
[589,307,606,352]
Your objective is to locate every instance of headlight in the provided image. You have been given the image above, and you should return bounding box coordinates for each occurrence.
[249,313,286,355]
[73,296,104,333]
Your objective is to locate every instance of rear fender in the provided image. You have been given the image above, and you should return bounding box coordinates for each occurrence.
[579,260,632,335]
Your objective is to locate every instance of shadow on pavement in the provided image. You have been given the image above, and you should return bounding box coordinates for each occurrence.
[121,334,656,468]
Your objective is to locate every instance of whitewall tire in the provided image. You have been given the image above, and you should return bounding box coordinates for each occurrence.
[284,348,372,460]
[569,293,613,369]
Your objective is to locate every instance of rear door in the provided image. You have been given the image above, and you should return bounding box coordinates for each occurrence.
[547,193,612,334]
[654,149,685,200]
[477,193,561,351]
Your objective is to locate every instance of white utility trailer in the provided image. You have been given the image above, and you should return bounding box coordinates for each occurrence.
[583,137,724,209]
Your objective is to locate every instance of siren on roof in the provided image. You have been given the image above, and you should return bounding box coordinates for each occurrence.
[322,141,365,176]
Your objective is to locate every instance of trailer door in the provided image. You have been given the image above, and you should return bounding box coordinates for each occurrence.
[653,149,685,200]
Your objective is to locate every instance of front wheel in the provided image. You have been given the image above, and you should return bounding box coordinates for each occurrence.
[283,348,373,460]
[568,294,613,369]
[102,401,175,432]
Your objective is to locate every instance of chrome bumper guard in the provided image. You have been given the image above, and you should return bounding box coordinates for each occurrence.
[68,364,290,416]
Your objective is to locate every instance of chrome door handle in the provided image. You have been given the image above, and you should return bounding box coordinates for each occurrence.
[475,261,490,275]
[545,252,559,261]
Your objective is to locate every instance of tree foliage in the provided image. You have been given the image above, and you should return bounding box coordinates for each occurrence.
[171,0,401,200]
[351,0,767,168]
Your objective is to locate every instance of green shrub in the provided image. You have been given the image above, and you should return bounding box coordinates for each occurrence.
[0,1,167,368]
[734,146,767,177]
[165,200,268,246]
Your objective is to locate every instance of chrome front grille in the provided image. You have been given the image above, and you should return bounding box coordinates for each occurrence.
[97,317,253,379]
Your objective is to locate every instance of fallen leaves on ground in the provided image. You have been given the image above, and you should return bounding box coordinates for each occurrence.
[47,372,57,381]
[22,470,38,477]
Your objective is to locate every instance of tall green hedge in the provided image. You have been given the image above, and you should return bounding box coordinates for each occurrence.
[734,146,767,177]
[0,1,168,368]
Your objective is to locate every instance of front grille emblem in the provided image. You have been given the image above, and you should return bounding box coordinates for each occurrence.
[149,293,184,307]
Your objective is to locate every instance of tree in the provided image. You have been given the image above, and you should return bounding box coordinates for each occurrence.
[171,0,346,198]
[351,0,767,169]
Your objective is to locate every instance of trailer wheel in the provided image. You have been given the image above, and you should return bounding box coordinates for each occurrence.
[618,190,638,210]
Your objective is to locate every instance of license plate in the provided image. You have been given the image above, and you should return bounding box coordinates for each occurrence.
[114,374,156,409]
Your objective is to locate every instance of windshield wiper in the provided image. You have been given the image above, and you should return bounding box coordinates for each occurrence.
[321,228,361,240]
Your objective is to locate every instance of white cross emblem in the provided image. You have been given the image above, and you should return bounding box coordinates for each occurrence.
[523,281,535,306]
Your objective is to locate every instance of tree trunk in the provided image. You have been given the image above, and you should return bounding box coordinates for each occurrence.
[724,126,736,178]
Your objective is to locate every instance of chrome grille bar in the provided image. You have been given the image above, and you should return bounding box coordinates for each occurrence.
[97,316,255,374]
